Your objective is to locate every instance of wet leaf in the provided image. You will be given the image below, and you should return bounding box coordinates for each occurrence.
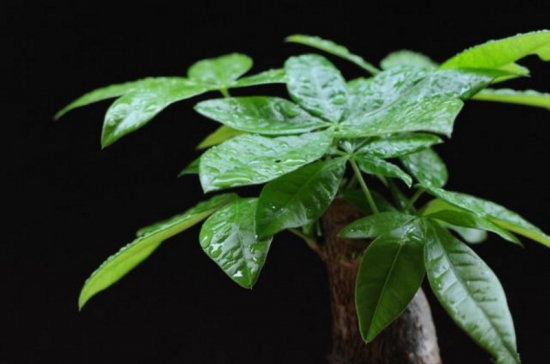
[339,212,414,239]
[188,53,253,88]
[196,125,246,150]
[233,69,287,88]
[473,88,550,110]
[355,155,412,187]
[177,157,200,177]
[400,148,448,188]
[358,133,442,159]
[380,50,438,70]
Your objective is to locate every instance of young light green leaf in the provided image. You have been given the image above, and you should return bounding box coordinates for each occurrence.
[355,155,413,187]
[196,125,246,150]
[286,34,380,75]
[358,133,442,159]
[380,50,438,70]
[232,69,287,88]
[441,30,550,70]
[199,198,272,288]
[400,148,448,188]
[101,80,207,147]
[79,193,237,309]
[199,130,333,192]
[339,212,414,239]
[425,223,519,363]
[420,186,550,247]
[341,190,397,215]
[284,54,348,123]
[473,88,550,110]
[187,53,253,88]
[255,158,346,239]
[195,97,329,135]
[177,157,200,177]
[356,221,426,342]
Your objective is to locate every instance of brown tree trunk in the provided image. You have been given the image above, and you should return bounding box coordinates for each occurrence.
[319,199,441,364]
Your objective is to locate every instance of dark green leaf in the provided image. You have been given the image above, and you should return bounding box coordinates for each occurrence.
[358,133,442,159]
[199,130,333,192]
[255,158,346,239]
[233,69,287,88]
[339,212,414,239]
[195,97,329,135]
[401,148,448,188]
[177,157,200,177]
[355,155,412,187]
[380,50,437,70]
[356,221,426,342]
[284,54,348,123]
[199,198,272,288]
[101,80,207,147]
[79,194,237,309]
[187,53,253,88]
[196,125,246,150]
[285,34,380,74]
[425,223,519,363]
[341,190,397,214]
[473,88,550,110]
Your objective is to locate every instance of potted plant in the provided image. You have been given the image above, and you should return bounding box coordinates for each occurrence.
[57,31,550,363]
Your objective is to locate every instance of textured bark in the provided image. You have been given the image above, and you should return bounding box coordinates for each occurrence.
[319,199,441,364]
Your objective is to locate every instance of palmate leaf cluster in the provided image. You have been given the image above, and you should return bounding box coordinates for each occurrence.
[58,31,550,363]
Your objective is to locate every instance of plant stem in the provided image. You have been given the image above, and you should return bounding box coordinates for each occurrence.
[405,190,424,211]
[288,228,319,252]
[220,88,231,98]
[349,159,379,214]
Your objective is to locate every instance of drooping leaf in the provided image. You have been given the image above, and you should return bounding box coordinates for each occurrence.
[473,88,550,110]
[341,189,397,214]
[284,54,348,123]
[380,50,438,70]
[199,198,272,288]
[187,53,253,88]
[199,130,333,192]
[79,193,237,309]
[358,133,442,159]
[441,30,550,70]
[255,158,347,239]
[177,157,200,177]
[233,69,287,88]
[400,148,448,188]
[420,186,550,247]
[356,221,426,342]
[355,155,412,187]
[194,97,329,135]
[196,125,246,150]
[285,34,380,75]
[101,80,207,147]
[339,211,414,239]
[425,223,520,363]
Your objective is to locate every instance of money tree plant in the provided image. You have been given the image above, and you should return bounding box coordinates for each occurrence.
[57,31,550,364]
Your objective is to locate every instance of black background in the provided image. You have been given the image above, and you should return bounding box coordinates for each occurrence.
[3,1,550,363]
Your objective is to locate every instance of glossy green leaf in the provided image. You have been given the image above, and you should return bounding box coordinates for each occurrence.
[199,198,272,288]
[355,155,412,187]
[79,194,237,309]
[187,53,253,88]
[380,50,437,70]
[425,223,519,363]
[420,186,550,247]
[195,97,329,135]
[473,88,550,110]
[450,226,488,244]
[285,34,380,74]
[255,158,346,239]
[196,125,245,150]
[400,148,448,188]
[233,69,287,88]
[356,221,426,342]
[177,157,200,177]
[358,133,442,159]
[284,54,348,123]
[341,190,397,215]
[339,212,414,238]
[199,130,333,192]
[101,80,207,147]
[441,30,550,70]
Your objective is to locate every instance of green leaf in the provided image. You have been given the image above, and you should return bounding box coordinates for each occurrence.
[196,125,246,150]
[285,34,380,75]
[355,155,412,187]
[420,186,550,247]
[358,133,442,159]
[356,221,426,342]
[195,97,329,135]
[341,190,397,214]
[339,212,414,238]
[473,88,550,110]
[199,198,272,288]
[187,53,253,88]
[177,157,200,177]
[450,226,488,244]
[255,158,346,239]
[199,130,333,192]
[284,54,348,123]
[232,69,287,88]
[441,30,550,70]
[101,80,207,147]
[400,148,448,188]
[380,50,438,70]
[425,223,519,363]
[79,193,237,309]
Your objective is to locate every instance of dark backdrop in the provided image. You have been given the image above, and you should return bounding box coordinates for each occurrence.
[3,1,550,363]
